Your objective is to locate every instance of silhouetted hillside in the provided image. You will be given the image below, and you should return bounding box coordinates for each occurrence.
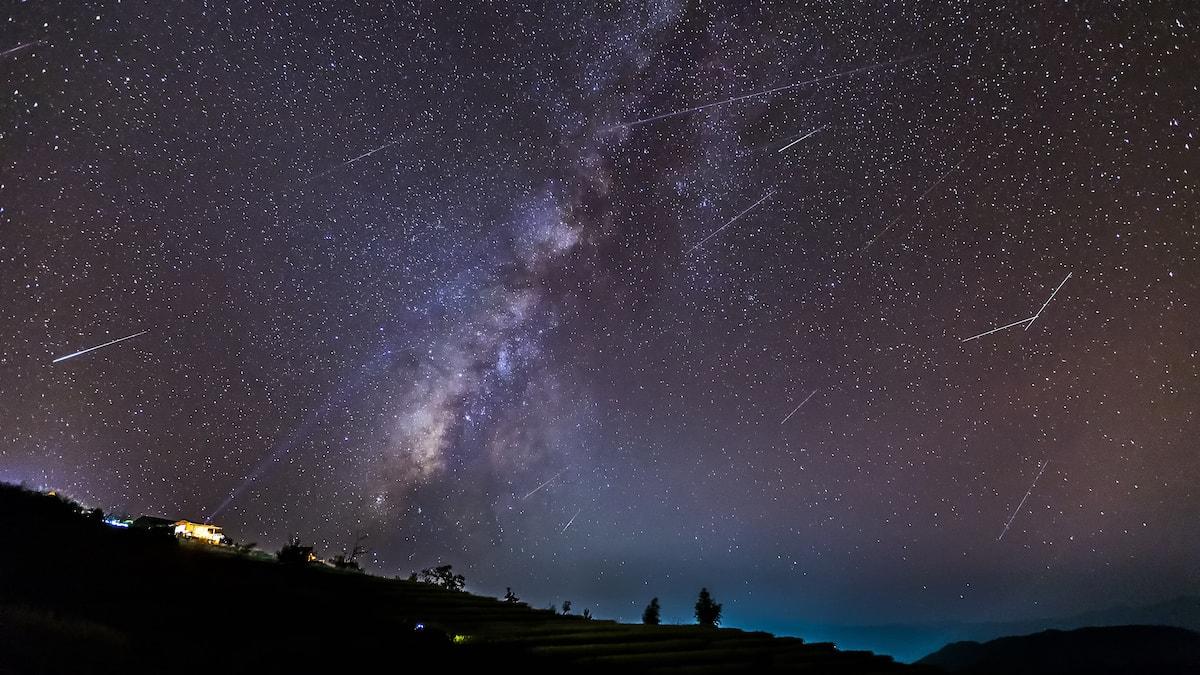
[0,483,923,674]
[917,625,1200,675]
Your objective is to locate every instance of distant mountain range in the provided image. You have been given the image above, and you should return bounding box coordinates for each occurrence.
[917,624,1200,674]
[787,596,1200,663]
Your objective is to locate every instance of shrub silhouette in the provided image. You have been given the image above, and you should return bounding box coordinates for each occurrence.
[694,587,722,627]
[503,587,520,604]
[276,537,314,564]
[642,597,661,625]
[561,600,572,615]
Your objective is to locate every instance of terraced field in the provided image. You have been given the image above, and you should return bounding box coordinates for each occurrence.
[321,571,926,674]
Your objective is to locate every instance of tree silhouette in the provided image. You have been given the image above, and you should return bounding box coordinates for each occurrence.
[329,554,361,571]
[344,531,368,565]
[503,587,520,604]
[561,600,572,615]
[582,608,591,620]
[694,587,722,627]
[415,564,465,591]
[642,597,661,625]
[276,537,313,565]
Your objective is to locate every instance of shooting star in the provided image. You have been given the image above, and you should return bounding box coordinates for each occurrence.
[961,272,1073,343]
[685,191,775,256]
[602,54,927,132]
[860,156,966,253]
[781,389,819,425]
[303,138,404,184]
[778,126,826,153]
[961,315,1035,343]
[522,470,564,500]
[998,459,1050,540]
[561,508,582,534]
[51,330,149,364]
[208,349,396,520]
[1,41,44,59]
[1024,272,1072,331]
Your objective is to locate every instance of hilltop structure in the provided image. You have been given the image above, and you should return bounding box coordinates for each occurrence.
[173,520,224,544]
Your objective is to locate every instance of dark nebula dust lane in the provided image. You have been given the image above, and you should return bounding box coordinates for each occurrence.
[2,1,1197,631]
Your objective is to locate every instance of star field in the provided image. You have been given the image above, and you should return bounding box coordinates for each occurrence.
[2,1,1197,633]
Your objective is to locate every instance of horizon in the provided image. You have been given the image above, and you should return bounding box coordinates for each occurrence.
[10,477,1196,647]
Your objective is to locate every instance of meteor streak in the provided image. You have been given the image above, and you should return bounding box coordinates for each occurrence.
[781,389,819,425]
[522,470,564,500]
[685,191,775,256]
[0,41,44,59]
[561,508,582,534]
[778,126,826,153]
[960,316,1035,343]
[998,459,1050,540]
[304,138,404,183]
[861,156,966,252]
[961,272,1073,343]
[603,54,927,132]
[1024,273,1072,331]
[51,330,149,364]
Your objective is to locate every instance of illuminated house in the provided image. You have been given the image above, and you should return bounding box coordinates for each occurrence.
[173,520,224,544]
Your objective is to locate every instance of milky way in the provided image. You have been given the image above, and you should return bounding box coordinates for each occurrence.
[2,2,1197,636]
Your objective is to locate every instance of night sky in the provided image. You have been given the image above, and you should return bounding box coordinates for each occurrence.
[3,1,1198,636]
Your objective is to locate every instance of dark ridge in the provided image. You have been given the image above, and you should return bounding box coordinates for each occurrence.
[0,482,926,675]
[917,625,1200,675]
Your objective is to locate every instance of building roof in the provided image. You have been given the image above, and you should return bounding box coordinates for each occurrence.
[175,519,221,528]
[130,515,175,528]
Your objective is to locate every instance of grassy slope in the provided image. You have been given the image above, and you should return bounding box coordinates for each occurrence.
[0,483,930,674]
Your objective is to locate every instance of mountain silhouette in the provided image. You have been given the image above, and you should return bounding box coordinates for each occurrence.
[918,625,1200,675]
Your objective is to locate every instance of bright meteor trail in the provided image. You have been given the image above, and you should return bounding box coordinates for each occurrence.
[781,389,819,425]
[602,54,927,132]
[778,126,826,153]
[522,470,565,500]
[0,41,44,59]
[561,508,582,534]
[1024,272,1072,332]
[685,191,775,256]
[998,459,1050,541]
[51,330,149,364]
[304,138,404,183]
[961,272,1073,343]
